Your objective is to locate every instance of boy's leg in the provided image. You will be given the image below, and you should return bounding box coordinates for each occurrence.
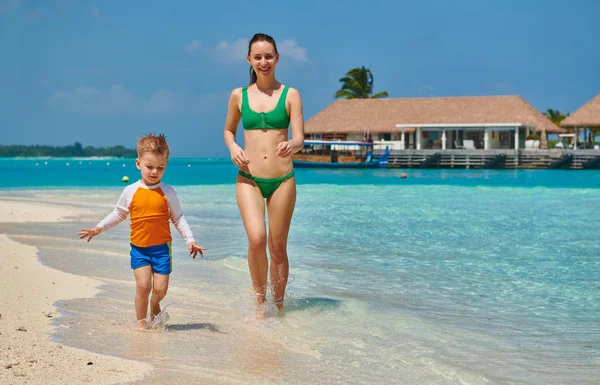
[148,242,172,319]
[150,272,169,318]
[133,265,153,322]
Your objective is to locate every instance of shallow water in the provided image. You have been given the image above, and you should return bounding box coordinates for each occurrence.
[1,162,599,384]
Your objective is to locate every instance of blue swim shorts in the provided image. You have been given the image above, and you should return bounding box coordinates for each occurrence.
[130,242,172,275]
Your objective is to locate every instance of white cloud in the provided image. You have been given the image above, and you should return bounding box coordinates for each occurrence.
[48,84,228,115]
[49,84,182,116]
[214,38,248,63]
[75,86,97,96]
[92,5,100,19]
[209,38,310,64]
[278,39,310,63]
[184,39,201,54]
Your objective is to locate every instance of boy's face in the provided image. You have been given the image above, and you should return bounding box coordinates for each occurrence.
[136,153,168,186]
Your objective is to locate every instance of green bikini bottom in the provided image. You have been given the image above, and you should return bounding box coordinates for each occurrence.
[238,170,295,198]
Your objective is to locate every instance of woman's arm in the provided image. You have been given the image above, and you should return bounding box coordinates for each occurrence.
[223,88,249,166]
[277,87,304,157]
[288,88,305,153]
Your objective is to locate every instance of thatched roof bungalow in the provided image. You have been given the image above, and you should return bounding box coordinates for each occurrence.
[305,95,562,150]
[561,94,600,128]
[561,94,600,149]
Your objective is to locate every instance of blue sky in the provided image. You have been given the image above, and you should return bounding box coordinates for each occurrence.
[1,0,599,157]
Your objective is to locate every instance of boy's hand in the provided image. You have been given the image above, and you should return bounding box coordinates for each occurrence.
[79,227,101,242]
[188,242,206,259]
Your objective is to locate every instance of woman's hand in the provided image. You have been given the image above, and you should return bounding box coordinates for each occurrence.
[276,141,293,157]
[230,144,250,167]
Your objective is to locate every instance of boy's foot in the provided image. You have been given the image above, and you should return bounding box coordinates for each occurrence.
[148,310,170,329]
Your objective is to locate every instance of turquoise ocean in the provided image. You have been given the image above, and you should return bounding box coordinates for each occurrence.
[1,158,599,384]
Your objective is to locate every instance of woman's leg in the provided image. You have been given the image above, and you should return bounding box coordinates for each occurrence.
[266,176,296,313]
[236,175,268,315]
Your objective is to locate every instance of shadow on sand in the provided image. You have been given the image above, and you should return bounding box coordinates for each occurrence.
[166,323,225,333]
[285,297,342,313]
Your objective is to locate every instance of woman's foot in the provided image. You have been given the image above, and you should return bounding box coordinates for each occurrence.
[255,301,267,321]
[274,296,284,317]
[246,292,266,323]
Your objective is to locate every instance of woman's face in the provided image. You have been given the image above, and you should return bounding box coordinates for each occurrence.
[247,41,279,79]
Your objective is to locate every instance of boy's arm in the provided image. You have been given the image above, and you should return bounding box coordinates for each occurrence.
[95,188,130,233]
[165,187,196,245]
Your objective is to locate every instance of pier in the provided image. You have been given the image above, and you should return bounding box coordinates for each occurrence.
[383,149,600,169]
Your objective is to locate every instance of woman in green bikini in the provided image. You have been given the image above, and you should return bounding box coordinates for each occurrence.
[223,33,305,319]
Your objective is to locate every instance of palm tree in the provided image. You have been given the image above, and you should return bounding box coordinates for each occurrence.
[334,66,389,99]
[543,108,575,148]
[543,108,568,126]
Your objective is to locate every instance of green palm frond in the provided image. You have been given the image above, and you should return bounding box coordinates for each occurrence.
[339,77,365,96]
[543,108,567,125]
[334,66,388,99]
[334,89,360,99]
[370,91,389,99]
[346,67,372,96]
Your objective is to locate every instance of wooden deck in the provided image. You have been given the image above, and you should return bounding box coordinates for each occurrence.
[382,149,600,169]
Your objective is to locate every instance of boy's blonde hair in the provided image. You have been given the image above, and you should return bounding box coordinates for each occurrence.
[137,133,170,158]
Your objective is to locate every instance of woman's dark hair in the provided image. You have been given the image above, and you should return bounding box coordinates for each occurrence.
[248,33,278,84]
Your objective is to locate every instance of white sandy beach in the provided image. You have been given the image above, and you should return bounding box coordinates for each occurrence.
[0,198,87,223]
[0,193,319,385]
[0,200,152,385]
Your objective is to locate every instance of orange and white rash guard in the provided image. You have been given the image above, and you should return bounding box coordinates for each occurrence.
[96,181,196,247]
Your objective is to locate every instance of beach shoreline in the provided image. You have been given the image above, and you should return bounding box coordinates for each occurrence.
[1,181,598,385]
[0,199,152,385]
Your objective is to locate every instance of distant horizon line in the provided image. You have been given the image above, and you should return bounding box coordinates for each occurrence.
[0,156,231,160]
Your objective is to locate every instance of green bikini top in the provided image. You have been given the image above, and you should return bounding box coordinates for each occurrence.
[241,85,290,130]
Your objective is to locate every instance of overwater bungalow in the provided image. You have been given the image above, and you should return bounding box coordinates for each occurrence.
[304,95,562,151]
[300,95,600,169]
[561,93,600,150]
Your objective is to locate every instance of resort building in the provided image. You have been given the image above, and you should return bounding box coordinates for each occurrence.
[304,95,563,151]
[560,93,600,149]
